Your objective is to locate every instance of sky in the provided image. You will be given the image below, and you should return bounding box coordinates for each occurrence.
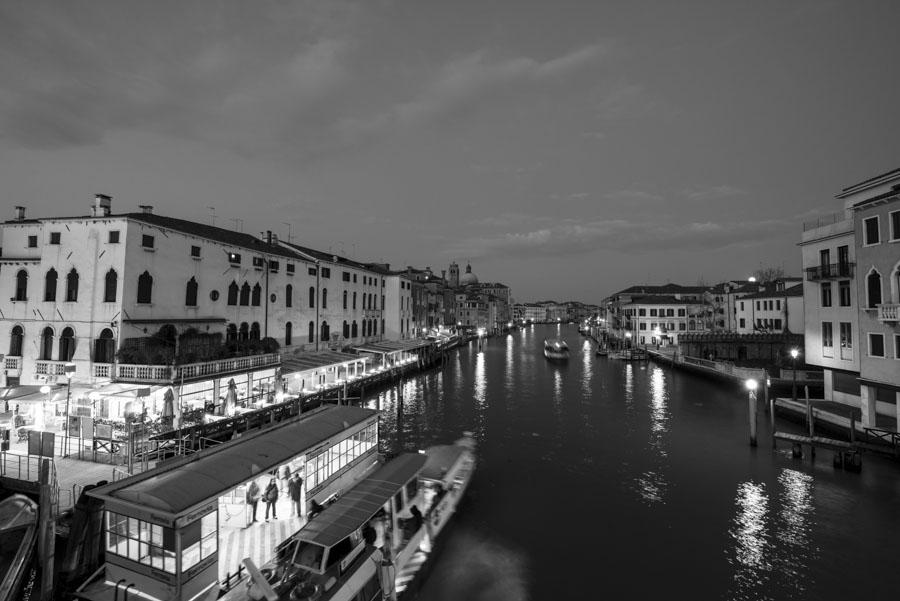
[1,0,899,303]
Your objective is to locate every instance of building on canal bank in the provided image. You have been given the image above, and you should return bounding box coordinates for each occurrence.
[734,279,804,334]
[801,166,900,429]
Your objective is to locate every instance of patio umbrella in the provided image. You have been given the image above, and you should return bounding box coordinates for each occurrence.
[161,388,174,418]
[223,379,238,417]
[274,367,285,396]
[172,387,183,430]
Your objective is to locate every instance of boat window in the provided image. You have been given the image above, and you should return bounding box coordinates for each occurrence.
[325,536,354,570]
[405,478,418,504]
[105,511,176,574]
[293,541,325,572]
[394,490,404,513]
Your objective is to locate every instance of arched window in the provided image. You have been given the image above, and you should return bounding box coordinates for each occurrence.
[343,290,348,310]
[9,325,24,356]
[343,320,349,338]
[250,322,260,341]
[94,328,115,363]
[353,291,357,310]
[285,322,292,346]
[320,321,329,342]
[66,268,79,302]
[44,269,58,302]
[351,321,358,338]
[15,270,28,301]
[239,322,249,342]
[867,270,882,308]
[40,327,54,360]
[251,283,262,307]
[137,271,153,304]
[362,293,367,311]
[185,277,198,306]
[228,281,239,306]
[308,321,315,343]
[286,284,293,308]
[240,283,251,306]
[309,287,315,308]
[322,288,328,309]
[365,320,371,337]
[104,269,117,302]
[374,319,378,336]
[226,323,237,343]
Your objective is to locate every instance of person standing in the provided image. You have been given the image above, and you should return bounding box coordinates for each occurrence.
[279,464,291,491]
[264,477,279,521]
[246,479,261,523]
[288,473,304,517]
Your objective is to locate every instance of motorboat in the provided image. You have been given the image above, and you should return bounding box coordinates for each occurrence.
[0,494,38,601]
[543,339,569,361]
[220,433,476,601]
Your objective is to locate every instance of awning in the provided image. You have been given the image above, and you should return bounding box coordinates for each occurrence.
[351,339,433,354]
[281,351,368,374]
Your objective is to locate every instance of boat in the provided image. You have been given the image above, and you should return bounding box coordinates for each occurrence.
[0,494,38,601]
[595,345,609,357]
[608,348,648,361]
[221,433,476,601]
[543,339,569,361]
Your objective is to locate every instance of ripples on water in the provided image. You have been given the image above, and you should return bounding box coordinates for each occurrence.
[368,325,900,600]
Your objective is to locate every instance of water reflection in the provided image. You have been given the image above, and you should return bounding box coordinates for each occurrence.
[728,481,772,599]
[581,340,593,398]
[473,350,487,440]
[505,334,515,390]
[772,469,814,596]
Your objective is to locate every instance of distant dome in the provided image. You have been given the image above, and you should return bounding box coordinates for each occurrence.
[460,263,479,286]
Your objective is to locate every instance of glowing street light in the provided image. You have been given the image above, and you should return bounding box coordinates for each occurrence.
[746,378,758,446]
[790,348,800,403]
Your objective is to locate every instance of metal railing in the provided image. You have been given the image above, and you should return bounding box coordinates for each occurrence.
[805,262,854,281]
[864,428,900,450]
[803,211,851,231]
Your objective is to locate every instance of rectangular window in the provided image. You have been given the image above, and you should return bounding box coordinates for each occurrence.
[739,318,746,328]
[756,301,761,310]
[108,231,120,243]
[891,210,900,241]
[822,321,833,348]
[228,252,241,265]
[837,245,849,268]
[666,309,674,317]
[679,323,686,330]
[821,283,832,307]
[776,300,781,310]
[864,216,880,245]
[50,232,61,244]
[838,281,851,307]
[833,370,860,394]
[638,308,646,316]
[650,309,657,316]
[774,319,782,330]
[142,234,154,249]
[252,256,264,268]
[269,260,279,273]
[309,267,317,276]
[190,245,201,258]
[343,271,351,282]
[740,301,744,311]
[678,308,686,317]
[639,323,647,330]
[353,274,357,283]
[819,248,830,269]
[287,263,295,274]
[840,322,852,348]
[27,235,37,247]
[321,267,331,278]
[895,334,900,360]
[868,333,885,357]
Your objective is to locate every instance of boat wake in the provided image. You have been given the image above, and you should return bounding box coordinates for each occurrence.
[422,530,527,601]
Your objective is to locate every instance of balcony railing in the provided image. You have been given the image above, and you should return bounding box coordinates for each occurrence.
[802,211,850,231]
[35,360,71,376]
[93,363,113,379]
[4,356,22,372]
[805,262,854,281]
[877,303,899,322]
[115,352,281,383]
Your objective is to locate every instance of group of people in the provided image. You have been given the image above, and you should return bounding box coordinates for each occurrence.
[245,464,304,523]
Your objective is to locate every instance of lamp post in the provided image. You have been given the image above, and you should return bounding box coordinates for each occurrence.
[746,378,758,447]
[625,331,632,350]
[790,348,799,403]
[38,385,51,432]
[63,363,76,457]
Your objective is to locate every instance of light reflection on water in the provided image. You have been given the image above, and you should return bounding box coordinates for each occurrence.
[635,366,670,505]
[728,480,772,601]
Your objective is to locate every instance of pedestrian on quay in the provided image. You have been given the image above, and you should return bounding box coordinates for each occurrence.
[264,477,279,521]
[246,479,261,523]
[288,473,304,517]
[279,463,291,491]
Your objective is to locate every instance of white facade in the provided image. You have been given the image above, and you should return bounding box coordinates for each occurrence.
[734,285,804,335]
[383,274,413,340]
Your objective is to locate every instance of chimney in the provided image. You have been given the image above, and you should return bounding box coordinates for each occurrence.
[138,205,153,214]
[91,194,112,217]
[13,206,25,221]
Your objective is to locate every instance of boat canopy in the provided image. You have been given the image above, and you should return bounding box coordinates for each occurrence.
[420,445,466,482]
[298,453,427,548]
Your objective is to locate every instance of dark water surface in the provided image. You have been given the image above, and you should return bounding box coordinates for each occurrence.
[364,324,900,601]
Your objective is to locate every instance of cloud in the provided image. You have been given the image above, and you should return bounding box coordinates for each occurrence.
[338,44,607,143]
[443,215,795,259]
[681,185,748,201]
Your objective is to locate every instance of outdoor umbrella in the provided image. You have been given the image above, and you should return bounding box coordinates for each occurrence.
[274,367,285,396]
[161,388,174,418]
[223,379,238,417]
[172,387,183,430]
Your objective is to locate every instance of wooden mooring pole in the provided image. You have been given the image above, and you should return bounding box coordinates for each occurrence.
[748,387,758,447]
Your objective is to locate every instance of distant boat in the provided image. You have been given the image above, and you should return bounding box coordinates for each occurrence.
[0,494,38,601]
[609,348,648,361]
[543,339,570,361]
[595,345,609,357]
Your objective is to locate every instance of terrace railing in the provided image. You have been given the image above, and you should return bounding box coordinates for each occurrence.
[805,262,855,281]
[115,353,280,383]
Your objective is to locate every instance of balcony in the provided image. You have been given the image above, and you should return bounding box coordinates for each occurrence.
[35,360,71,377]
[805,262,854,281]
[115,352,281,384]
[93,363,113,379]
[4,356,22,373]
[877,303,900,323]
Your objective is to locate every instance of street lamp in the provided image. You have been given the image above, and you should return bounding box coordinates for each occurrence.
[790,348,799,403]
[38,385,51,431]
[746,378,758,447]
[625,331,632,349]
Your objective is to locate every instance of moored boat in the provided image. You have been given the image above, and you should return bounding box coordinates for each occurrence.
[0,494,38,601]
[221,433,476,601]
[543,339,569,361]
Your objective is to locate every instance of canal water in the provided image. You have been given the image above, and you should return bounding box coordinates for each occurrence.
[364,324,900,601]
